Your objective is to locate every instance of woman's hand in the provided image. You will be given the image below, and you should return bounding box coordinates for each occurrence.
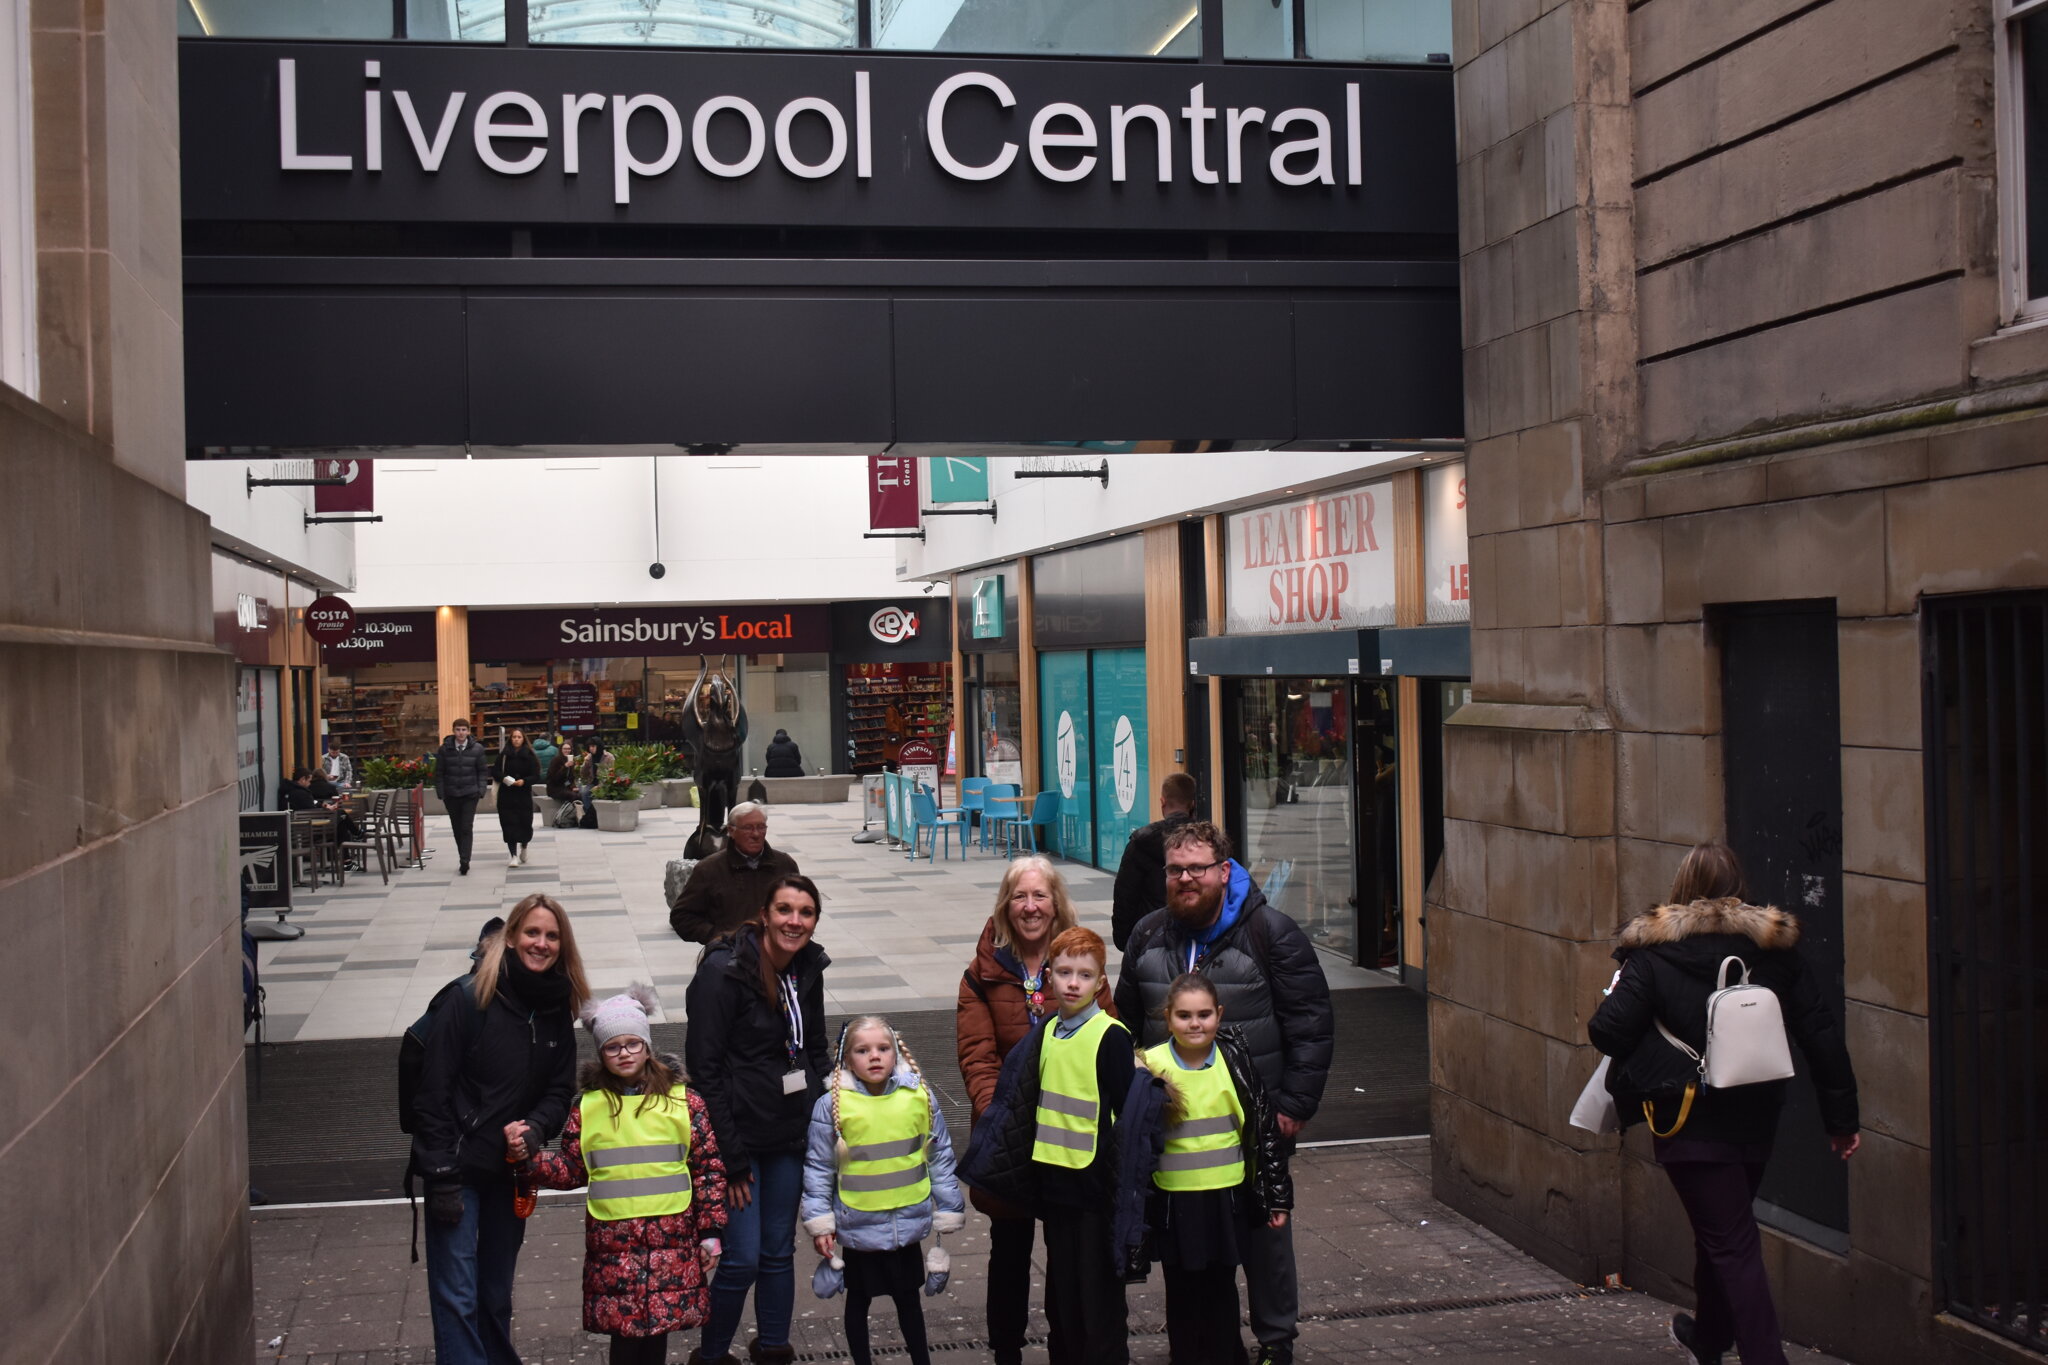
[502,1122,529,1161]
[1268,1210,1289,1229]
[1830,1133,1861,1160]
[813,1233,835,1258]
[728,1176,755,1210]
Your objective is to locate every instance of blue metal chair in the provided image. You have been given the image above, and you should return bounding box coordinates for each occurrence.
[957,776,991,846]
[980,783,1022,850]
[1005,790,1062,858]
[908,787,968,862]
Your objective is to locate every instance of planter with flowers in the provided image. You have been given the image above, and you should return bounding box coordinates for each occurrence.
[591,771,643,832]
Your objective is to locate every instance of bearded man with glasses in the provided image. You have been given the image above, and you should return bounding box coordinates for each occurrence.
[1113,821,1333,1365]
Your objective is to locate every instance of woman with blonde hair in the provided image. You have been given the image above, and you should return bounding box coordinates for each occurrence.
[955,855,1116,1365]
[414,893,592,1364]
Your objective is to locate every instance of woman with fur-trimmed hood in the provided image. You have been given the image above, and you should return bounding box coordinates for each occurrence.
[1590,843,1859,1365]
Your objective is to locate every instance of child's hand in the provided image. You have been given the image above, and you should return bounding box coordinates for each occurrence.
[813,1234,836,1258]
[700,1238,721,1274]
[1268,1210,1289,1229]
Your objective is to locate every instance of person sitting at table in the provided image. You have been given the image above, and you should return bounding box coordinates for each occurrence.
[280,768,325,812]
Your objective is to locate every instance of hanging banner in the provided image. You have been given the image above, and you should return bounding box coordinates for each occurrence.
[926,455,989,503]
[869,454,920,530]
[313,457,374,512]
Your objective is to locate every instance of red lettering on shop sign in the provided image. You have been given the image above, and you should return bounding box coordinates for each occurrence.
[1242,491,1384,570]
[1265,559,1354,627]
[717,613,795,642]
[1449,564,1470,602]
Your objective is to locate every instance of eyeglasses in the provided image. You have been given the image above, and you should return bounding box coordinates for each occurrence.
[1165,862,1221,881]
[600,1039,648,1058]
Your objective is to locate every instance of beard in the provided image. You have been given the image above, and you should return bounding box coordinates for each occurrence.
[1168,878,1225,930]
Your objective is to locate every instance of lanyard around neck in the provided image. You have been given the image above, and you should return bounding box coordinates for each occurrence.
[779,971,804,1062]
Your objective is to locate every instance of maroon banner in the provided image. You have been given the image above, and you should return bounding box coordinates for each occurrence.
[320,610,437,665]
[868,455,919,530]
[304,594,356,643]
[556,682,599,732]
[470,604,831,660]
[314,457,374,512]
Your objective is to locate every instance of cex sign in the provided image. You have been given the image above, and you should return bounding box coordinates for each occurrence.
[869,606,920,644]
[1225,481,1395,635]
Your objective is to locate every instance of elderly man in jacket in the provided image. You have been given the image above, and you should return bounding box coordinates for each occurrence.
[668,801,801,944]
[1113,820,1334,1365]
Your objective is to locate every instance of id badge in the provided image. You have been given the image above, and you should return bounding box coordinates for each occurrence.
[782,1070,807,1095]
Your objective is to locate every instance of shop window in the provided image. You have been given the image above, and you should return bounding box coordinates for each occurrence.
[532,0,854,47]
[0,0,33,398]
[1303,0,1449,63]
[323,667,439,764]
[845,660,951,774]
[971,653,1024,787]
[877,0,1197,57]
[177,0,508,40]
[2001,0,2048,318]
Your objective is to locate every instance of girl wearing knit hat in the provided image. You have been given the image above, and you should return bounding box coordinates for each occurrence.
[507,985,730,1365]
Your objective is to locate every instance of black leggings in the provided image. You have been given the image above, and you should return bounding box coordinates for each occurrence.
[608,1332,667,1365]
[843,1245,931,1365]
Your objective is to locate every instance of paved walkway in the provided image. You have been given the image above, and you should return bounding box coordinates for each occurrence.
[250,1140,1849,1364]
[258,796,1395,1043]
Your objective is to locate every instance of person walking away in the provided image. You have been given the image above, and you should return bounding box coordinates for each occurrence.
[1590,842,1859,1365]
[412,895,590,1364]
[1140,972,1293,1365]
[762,729,805,778]
[1114,822,1333,1365]
[669,803,800,945]
[437,718,491,875]
[684,876,832,1365]
[495,727,540,865]
[1110,772,1198,951]
[800,1016,965,1365]
[954,856,1113,1365]
[510,986,730,1365]
[322,734,355,791]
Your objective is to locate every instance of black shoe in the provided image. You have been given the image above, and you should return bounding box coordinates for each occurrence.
[1254,1347,1291,1365]
[1670,1313,1723,1365]
[745,1343,794,1365]
[459,862,469,875]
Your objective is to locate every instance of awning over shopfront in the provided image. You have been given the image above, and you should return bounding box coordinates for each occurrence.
[1188,623,1467,679]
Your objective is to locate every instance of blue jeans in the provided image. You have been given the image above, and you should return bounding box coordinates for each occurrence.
[425,1182,528,1365]
[699,1150,804,1358]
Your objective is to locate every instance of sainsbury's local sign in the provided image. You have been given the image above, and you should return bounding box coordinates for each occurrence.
[179,45,1455,235]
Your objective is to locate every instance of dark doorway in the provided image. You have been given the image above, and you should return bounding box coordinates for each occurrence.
[1924,593,2048,1352]
[1717,600,1848,1244]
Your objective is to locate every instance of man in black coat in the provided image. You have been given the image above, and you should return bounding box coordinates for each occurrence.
[668,802,801,944]
[1115,821,1334,1365]
[1109,771,1197,950]
[435,719,491,875]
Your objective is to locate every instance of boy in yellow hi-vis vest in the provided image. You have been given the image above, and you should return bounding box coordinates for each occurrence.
[1139,972,1295,1365]
[799,1016,965,1365]
[507,986,729,1365]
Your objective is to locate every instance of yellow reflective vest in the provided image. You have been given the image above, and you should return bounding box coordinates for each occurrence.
[580,1087,693,1222]
[1033,1010,1128,1169]
[836,1084,933,1212]
[1145,1042,1246,1192]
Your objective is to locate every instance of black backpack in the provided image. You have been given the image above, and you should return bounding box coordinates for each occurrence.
[398,974,483,1135]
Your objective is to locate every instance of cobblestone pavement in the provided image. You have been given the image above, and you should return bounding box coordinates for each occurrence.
[257,796,1393,1043]
[251,1141,1849,1365]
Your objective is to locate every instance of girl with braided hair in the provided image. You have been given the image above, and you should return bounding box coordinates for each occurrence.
[799,1017,965,1365]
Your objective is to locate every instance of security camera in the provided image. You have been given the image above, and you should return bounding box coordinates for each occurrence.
[922,581,936,594]
[649,562,666,579]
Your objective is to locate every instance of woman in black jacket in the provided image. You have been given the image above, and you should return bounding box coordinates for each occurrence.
[762,729,804,778]
[1590,843,1859,1365]
[413,893,591,1365]
[685,875,830,1365]
[546,739,580,805]
[494,727,540,866]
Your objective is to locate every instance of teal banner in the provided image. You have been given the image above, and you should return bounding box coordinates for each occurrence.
[1090,647,1150,860]
[926,456,990,503]
[1038,652,1094,864]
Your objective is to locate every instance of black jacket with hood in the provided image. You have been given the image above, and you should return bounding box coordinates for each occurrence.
[1590,897,1859,1144]
[1110,809,1191,951]
[683,922,831,1180]
[411,961,578,1185]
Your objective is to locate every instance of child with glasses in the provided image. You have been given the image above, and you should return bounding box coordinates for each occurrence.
[507,986,729,1365]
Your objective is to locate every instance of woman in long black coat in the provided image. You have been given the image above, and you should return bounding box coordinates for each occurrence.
[495,727,541,865]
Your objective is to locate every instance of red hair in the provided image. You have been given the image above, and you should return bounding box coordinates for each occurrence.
[1047,925,1107,973]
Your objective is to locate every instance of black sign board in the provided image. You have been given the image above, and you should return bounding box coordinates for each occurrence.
[556,682,599,733]
[180,43,1455,237]
[239,813,293,911]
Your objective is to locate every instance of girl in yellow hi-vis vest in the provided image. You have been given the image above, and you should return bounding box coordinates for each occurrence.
[506,986,730,1365]
[1140,972,1295,1365]
[799,1015,966,1365]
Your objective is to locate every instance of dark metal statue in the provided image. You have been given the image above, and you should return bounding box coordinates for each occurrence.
[680,655,747,859]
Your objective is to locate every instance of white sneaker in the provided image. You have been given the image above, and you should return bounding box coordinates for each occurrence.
[518,846,528,865]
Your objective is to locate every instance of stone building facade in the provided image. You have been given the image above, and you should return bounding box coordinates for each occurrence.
[1,0,252,1356]
[1438,3,2044,1363]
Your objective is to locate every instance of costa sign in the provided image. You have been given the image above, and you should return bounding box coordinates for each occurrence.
[303,594,357,643]
[869,606,920,645]
[180,46,1455,236]
[1225,481,1395,634]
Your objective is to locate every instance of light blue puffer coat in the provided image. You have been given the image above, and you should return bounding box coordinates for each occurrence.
[799,1065,966,1253]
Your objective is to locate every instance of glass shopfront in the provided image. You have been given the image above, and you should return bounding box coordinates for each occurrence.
[1037,646,1149,870]
[970,652,1024,787]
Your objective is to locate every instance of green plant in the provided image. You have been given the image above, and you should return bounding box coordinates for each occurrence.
[592,771,641,802]
[358,755,436,789]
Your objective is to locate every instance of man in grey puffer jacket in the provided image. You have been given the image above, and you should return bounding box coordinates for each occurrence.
[1114,820,1333,1365]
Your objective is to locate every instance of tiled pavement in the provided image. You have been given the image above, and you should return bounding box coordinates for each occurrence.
[257,796,1395,1043]
[250,1140,1851,1365]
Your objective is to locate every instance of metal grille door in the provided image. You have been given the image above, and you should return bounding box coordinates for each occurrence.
[1925,593,2048,1353]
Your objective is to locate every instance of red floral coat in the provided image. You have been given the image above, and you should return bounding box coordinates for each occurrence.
[533,1087,729,1337]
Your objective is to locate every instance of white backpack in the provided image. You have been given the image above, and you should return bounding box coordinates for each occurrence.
[1657,955,1796,1090]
